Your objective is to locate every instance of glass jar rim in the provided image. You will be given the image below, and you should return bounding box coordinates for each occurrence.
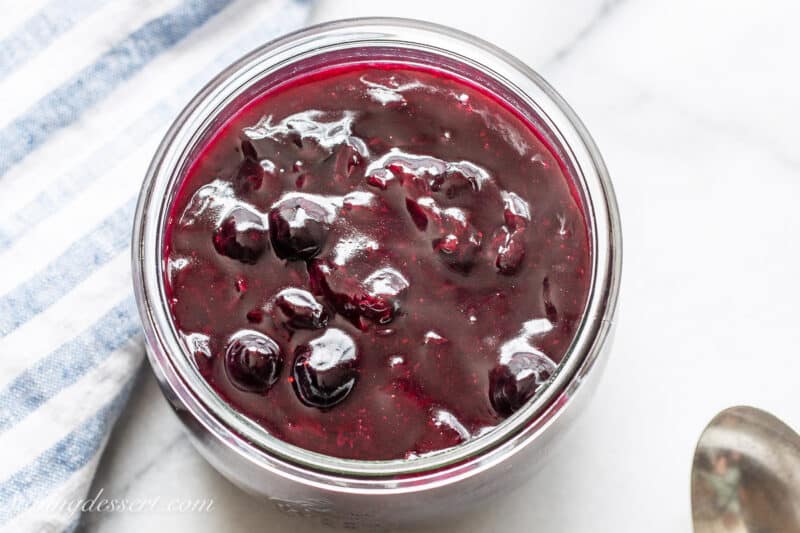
[132,17,622,488]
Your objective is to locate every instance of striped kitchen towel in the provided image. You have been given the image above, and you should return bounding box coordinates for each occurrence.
[0,1,313,531]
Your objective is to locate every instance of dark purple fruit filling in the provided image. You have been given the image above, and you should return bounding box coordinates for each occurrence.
[164,63,591,460]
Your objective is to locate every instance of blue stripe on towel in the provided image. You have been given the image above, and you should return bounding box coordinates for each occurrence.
[0,0,232,177]
[0,298,139,433]
[65,513,82,533]
[0,106,168,250]
[0,198,135,336]
[0,379,135,526]
[0,0,106,80]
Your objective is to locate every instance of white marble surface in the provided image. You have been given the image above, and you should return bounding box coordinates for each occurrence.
[82,0,800,531]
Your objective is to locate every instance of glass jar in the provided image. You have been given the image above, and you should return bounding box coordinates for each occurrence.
[132,17,622,528]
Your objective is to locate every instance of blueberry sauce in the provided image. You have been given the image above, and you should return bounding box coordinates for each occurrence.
[164,63,591,460]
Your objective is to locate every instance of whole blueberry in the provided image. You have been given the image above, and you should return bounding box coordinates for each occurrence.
[292,328,359,409]
[489,352,555,417]
[212,206,268,264]
[269,287,329,331]
[268,197,331,261]
[224,331,283,393]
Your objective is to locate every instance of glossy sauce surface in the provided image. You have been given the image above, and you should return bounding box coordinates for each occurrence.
[165,63,591,460]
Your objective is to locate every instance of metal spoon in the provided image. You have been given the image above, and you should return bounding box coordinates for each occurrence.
[692,406,800,533]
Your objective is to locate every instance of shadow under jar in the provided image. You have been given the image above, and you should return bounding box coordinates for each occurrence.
[132,18,621,528]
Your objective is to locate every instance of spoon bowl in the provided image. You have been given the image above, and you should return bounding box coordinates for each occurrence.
[692,406,800,533]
